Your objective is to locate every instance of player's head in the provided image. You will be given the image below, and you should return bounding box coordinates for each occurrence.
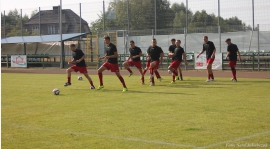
[176,40,181,47]
[103,35,110,44]
[225,38,231,45]
[152,38,157,47]
[129,40,135,48]
[203,36,208,43]
[69,44,76,51]
[171,38,176,45]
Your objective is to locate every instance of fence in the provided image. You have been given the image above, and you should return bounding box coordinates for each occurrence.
[1,0,270,70]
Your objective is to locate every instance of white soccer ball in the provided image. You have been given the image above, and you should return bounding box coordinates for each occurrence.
[78,76,83,80]
[52,88,60,95]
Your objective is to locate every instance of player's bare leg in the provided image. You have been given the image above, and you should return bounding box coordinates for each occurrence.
[168,66,178,84]
[83,72,95,89]
[231,67,237,82]
[123,61,133,77]
[97,66,107,89]
[206,64,214,82]
[115,72,128,92]
[64,68,74,86]
[177,66,183,80]
[154,70,162,82]
[138,68,145,85]
[149,62,156,86]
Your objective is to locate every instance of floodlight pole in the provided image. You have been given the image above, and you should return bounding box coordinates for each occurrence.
[20,9,23,36]
[39,7,41,35]
[218,0,221,53]
[4,11,6,38]
[154,0,157,35]
[60,0,64,68]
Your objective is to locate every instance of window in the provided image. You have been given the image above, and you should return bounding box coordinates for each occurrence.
[31,26,39,34]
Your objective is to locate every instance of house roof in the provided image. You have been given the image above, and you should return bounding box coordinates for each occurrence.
[1,33,88,44]
[24,9,88,25]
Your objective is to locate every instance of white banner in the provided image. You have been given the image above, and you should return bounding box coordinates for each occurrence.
[11,55,27,67]
[195,53,222,70]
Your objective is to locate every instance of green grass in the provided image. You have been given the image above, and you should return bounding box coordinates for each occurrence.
[1,73,270,149]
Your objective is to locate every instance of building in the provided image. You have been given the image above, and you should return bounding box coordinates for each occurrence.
[24,6,90,35]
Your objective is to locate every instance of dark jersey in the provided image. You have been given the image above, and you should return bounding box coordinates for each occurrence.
[169,45,176,53]
[72,49,86,67]
[227,43,239,61]
[129,46,142,62]
[173,46,185,61]
[147,46,163,61]
[105,43,118,64]
[203,41,216,59]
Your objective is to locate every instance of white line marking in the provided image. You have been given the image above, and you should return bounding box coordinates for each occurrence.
[202,130,270,149]
[5,123,196,148]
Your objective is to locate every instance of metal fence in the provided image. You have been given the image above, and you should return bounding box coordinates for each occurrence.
[1,0,270,69]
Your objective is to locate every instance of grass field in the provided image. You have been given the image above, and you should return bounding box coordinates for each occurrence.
[1,73,270,149]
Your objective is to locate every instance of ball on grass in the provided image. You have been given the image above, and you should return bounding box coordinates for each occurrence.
[78,76,83,80]
[52,88,60,95]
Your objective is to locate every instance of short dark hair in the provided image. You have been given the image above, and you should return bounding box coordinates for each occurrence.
[152,38,156,41]
[225,38,231,42]
[203,36,208,39]
[130,40,135,44]
[70,44,76,47]
[177,40,181,43]
[171,38,176,42]
[103,35,110,41]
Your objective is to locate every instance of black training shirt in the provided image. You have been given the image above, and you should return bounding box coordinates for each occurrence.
[173,46,185,61]
[72,49,86,67]
[203,41,216,59]
[129,46,142,61]
[169,45,176,53]
[227,43,239,61]
[147,46,163,61]
[105,43,118,64]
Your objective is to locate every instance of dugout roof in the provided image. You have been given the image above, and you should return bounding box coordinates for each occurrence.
[1,33,88,44]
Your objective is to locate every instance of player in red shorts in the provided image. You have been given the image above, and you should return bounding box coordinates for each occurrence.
[97,36,128,92]
[168,40,188,84]
[169,38,183,80]
[123,40,145,84]
[225,38,241,82]
[64,44,95,89]
[147,38,164,86]
[197,36,216,82]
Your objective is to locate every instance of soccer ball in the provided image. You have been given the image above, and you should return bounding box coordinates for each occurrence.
[52,88,60,95]
[78,76,83,80]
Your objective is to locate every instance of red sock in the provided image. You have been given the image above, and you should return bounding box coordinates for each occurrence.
[67,77,71,83]
[233,70,237,79]
[154,70,161,79]
[211,74,214,79]
[118,76,127,88]
[98,73,103,86]
[127,68,132,73]
[152,77,155,83]
[150,68,153,75]
[143,69,147,75]
[208,74,210,79]
[172,74,175,81]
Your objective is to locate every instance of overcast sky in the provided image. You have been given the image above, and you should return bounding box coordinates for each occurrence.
[1,0,269,29]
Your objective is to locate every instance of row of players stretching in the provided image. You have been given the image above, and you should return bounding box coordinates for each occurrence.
[64,35,241,92]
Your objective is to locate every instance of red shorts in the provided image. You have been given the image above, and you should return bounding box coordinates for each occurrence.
[170,60,181,70]
[102,62,120,72]
[70,65,88,73]
[206,58,215,64]
[151,60,160,70]
[229,60,237,67]
[127,60,142,69]
[146,61,150,68]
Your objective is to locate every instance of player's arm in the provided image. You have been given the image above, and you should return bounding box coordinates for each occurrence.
[211,49,216,58]
[68,58,75,64]
[197,50,204,58]
[226,52,230,60]
[126,54,132,61]
[99,54,107,60]
[159,51,164,64]
[76,55,85,63]
[105,51,118,59]
[183,53,188,66]
[237,50,242,62]
[132,52,142,59]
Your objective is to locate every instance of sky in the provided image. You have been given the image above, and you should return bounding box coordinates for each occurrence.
[1,0,270,30]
